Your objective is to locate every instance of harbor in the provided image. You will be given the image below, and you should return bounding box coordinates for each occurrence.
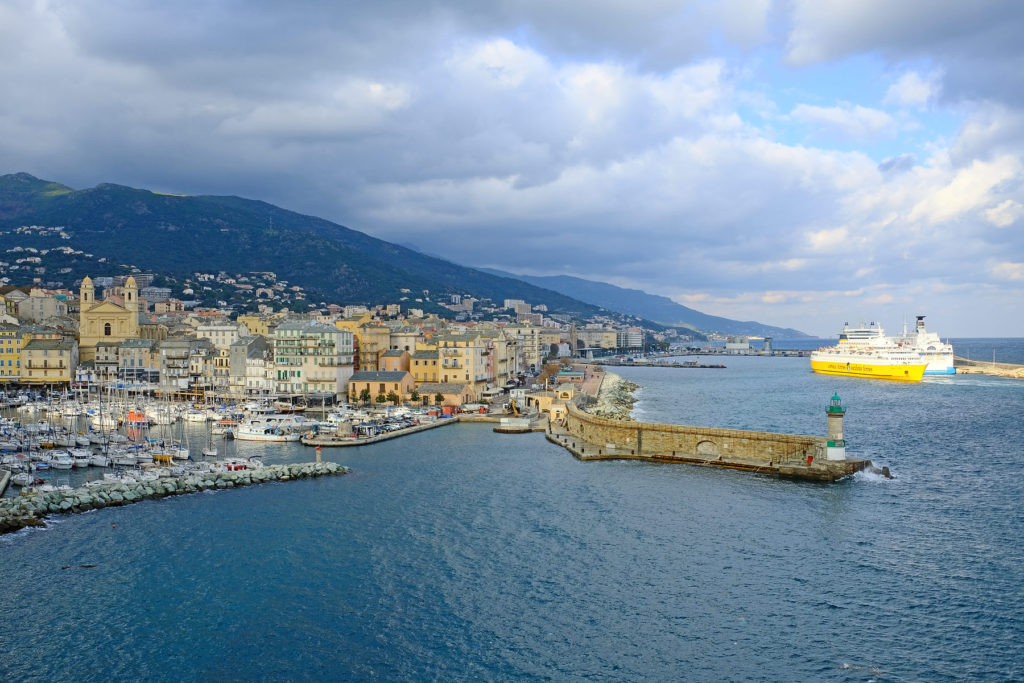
[3,345,1022,682]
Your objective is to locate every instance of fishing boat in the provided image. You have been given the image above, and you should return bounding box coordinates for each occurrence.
[810,322,928,381]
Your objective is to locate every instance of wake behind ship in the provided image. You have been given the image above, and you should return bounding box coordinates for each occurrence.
[810,322,928,381]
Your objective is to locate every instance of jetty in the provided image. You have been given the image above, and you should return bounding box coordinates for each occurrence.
[300,416,456,447]
[548,365,871,482]
[596,360,726,369]
[0,461,350,536]
[954,356,1024,379]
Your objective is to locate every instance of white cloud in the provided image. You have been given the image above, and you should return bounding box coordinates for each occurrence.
[908,155,1021,225]
[789,104,895,140]
[990,262,1024,281]
[984,200,1024,228]
[884,71,941,107]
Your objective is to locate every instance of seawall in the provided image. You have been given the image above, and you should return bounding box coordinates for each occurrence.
[954,357,1024,379]
[551,398,868,482]
[0,461,350,536]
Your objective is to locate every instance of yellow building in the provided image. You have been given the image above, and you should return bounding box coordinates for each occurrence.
[410,347,439,384]
[237,314,272,337]
[78,275,140,363]
[0,323,22,384]
[21,338,78,386]
[347,370,415,404]
[353,324,391,372]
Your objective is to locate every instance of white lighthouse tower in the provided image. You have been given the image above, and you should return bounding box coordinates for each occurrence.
[826,393,847,461]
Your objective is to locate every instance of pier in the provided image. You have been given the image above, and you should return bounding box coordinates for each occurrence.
[546,364,871,482]
[0,461,350,536]
[300,416,457,447]
[954,356,1024,379]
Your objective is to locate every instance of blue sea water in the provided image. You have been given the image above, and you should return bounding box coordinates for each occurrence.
[2,351,1023,681]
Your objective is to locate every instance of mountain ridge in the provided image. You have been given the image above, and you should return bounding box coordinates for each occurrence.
[2,172,800,337]
[480,269,810,338]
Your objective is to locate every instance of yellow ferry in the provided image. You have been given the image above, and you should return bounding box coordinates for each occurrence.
[810,322,928,381]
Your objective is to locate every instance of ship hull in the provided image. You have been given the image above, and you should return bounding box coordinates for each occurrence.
[810,358,927,381]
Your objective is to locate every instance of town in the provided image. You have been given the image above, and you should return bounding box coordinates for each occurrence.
[0,269,693,408]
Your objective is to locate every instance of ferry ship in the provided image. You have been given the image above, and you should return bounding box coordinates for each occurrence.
[810,322,928,381]
[892,316,956,375]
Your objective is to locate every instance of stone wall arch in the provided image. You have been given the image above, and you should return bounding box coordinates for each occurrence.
[696,440,719,458]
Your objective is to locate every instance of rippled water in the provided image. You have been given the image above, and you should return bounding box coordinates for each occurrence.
[2,355,1023,681]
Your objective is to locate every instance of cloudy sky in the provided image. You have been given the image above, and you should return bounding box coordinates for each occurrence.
[2,1,1023,336]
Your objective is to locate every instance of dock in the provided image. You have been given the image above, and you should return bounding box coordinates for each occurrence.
[546,362,872,482]
[597,360,726,369]
[300,416,457,447]
[954,357,1024,379]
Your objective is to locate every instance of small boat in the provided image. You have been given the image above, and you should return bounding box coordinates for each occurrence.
[51,452,75,470]
[89,453,111,467]
[10,472,33,487]
[70,449,92,468]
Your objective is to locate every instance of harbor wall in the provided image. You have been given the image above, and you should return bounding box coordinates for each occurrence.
[558,401,867,481]
[563,400,824,464]
[0,461,350,536]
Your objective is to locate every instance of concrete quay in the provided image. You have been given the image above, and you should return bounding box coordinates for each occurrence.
[0,461,350,536]
[300,416,457,447]
[954,357,1024,379]
[551,364,871,482]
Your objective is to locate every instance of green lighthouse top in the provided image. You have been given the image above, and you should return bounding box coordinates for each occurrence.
[828,393,845,413]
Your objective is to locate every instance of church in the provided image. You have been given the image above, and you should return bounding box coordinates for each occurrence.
[78,275,140,363]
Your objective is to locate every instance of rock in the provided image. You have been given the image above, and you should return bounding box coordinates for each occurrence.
[109,491,124,502]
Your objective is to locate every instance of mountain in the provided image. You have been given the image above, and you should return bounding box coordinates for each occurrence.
[0,172,614,319]
[481,269,810,338]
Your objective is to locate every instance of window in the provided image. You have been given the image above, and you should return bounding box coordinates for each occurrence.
[104,323,111,336]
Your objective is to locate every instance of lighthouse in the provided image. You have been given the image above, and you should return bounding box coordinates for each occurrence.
[826,393,847,460]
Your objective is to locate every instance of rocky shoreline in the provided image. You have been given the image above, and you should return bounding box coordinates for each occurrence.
[0,461,350,536]
[585,371,639,421]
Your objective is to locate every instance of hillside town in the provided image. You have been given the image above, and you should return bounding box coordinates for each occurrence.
[0,271,686,407]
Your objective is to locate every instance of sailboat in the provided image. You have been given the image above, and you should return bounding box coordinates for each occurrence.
[202,423,218,458]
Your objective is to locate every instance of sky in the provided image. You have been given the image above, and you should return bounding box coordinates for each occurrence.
[2,1,1023,337]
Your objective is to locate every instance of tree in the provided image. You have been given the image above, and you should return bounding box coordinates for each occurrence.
[386,390,400,405]
[376,392,388,404]
[410,390,420,403]
[358,387,371,405]
[434,393,444,406]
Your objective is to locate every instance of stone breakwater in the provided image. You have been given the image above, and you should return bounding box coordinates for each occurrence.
[0,462,350,536]
[584,371,639,421]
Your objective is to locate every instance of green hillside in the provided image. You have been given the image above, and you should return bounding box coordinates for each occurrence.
[0,173,608,317]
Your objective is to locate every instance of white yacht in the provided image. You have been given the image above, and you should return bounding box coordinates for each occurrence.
[234,412,309,442]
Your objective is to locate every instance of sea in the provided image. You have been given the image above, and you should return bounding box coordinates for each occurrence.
[2,341,1023,681]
